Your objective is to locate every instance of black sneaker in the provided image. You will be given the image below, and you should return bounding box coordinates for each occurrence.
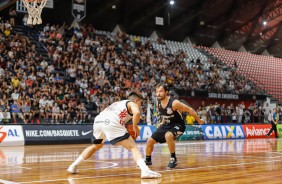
[167,158,177,168]
[145,160,152,165]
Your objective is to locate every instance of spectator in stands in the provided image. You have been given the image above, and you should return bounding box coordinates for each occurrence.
[52,102,61,124]
[39,95,48,108]
[243,109,251,124]
[186,113,195,125]
[11,100,24,124]
[253,106,259,123]
[0,98,11,124]
[215,104,221,124]
[9,8,17,27]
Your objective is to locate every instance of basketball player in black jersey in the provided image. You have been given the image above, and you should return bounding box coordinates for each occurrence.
[145,83,204,168]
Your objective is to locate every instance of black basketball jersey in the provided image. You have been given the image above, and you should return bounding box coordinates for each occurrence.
[157,97,185,127]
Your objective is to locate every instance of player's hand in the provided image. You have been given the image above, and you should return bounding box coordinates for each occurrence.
[198,119,205,125]
[133,125,140,138]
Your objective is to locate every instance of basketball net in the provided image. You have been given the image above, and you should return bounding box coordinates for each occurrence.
[22,0,47,25]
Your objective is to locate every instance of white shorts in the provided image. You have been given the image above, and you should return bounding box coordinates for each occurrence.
[92,114,129,144]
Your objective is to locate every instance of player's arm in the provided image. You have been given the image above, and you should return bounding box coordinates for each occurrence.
[127,102,141,136]
[172,100,204,124]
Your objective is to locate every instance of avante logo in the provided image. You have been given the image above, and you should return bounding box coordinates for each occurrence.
[246,127,270,136]
[204,125,245,139]
[0,126,7,143]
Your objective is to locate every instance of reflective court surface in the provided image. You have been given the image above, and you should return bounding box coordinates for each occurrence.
[0,139,282,184]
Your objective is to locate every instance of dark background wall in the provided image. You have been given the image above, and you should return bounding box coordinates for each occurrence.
[0,0,120,32]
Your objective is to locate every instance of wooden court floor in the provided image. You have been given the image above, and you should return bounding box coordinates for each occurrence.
[0,139,282,184]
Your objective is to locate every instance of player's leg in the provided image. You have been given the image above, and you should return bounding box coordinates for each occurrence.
[67,143,104,174]
[117,136,161,179]
[266,122,275,137]
[165,131,177,168]
[165,124,186,168]
[145,127,167,165]
[67,120,105,174]
[145,138,157,165]
[273,124,278,138]
[105,120,161,179]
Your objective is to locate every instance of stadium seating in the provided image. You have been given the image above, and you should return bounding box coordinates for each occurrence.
[201,46,282,101]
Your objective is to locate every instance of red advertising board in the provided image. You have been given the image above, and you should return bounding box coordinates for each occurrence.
[242,124,275,138]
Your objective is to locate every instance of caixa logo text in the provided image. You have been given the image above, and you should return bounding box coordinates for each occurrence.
[204,125,245,139]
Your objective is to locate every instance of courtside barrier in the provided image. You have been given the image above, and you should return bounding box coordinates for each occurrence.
[201,125,245,140]
[23,125,93,145]
[177,125,205,140]
[1,124,280,146]
[135,125,156,142]
[277,124,282,138]
[242,124,275,138]
[0,125,25,146]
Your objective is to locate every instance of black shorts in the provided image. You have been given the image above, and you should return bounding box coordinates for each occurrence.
[151,124,186,143]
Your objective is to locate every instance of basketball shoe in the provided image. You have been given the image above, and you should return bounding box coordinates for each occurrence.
[167,157,177,168]
[67,165,78,174]
[141,170,162,179]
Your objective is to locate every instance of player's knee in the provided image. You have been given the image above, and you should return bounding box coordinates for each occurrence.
[165,132,174,141]
[93,143,103,151]
[147,137,156,145]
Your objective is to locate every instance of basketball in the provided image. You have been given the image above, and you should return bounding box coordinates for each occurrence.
[126,124,138,140]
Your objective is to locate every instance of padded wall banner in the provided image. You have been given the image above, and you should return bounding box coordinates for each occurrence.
[177,125,205,141]
[277,124,282,138]
[0,125,25,146]
[201,125,245,140]
[242,124,274,138]
[23,125,93,145]
[135,125,156,142]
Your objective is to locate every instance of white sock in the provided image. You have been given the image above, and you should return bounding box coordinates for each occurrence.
[72,155,85,166]
[137,158,150,172]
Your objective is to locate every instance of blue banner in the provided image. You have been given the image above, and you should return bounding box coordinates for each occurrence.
[135,125,156,142]
[201,125,245,140]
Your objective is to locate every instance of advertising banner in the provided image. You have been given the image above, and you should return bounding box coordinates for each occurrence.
[201,125,245,140]
[23,125,155,144]
[243,124,274,138]
[135,125,156,142]
[0,126,25,146]
[23,125,93,145]
[177,125,205,141]
[277,124,282,138]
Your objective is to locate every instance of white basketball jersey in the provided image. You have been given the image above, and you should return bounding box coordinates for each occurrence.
[99,100,132,126]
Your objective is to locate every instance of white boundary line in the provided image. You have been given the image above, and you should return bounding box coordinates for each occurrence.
[0,179,20,184]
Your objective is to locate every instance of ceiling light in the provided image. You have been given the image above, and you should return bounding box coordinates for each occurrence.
[169,0,175,5]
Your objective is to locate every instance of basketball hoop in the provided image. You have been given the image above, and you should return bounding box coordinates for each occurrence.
[22,0,47,25]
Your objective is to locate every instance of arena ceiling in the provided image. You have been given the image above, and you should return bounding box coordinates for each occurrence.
[87,0,282,58]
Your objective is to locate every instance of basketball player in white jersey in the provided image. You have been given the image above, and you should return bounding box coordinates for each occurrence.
[67,92,161,179]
